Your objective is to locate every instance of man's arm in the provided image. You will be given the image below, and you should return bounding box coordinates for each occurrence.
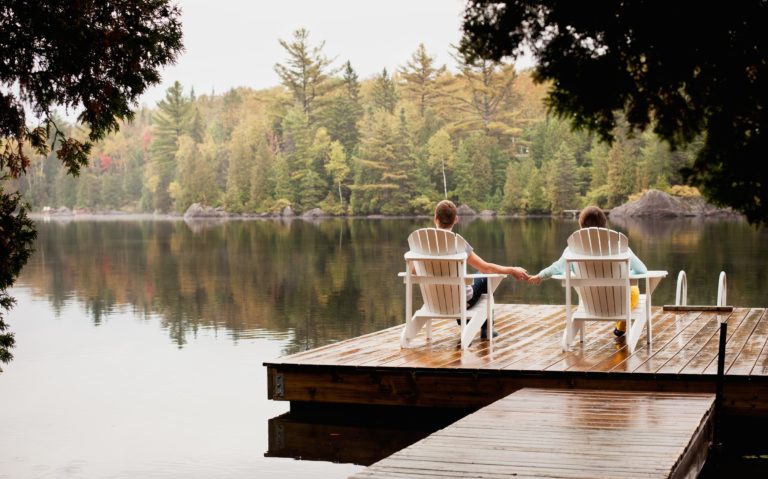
[467,252,529,280]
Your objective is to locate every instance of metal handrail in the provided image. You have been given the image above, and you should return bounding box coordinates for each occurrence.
[717,271,727,307]
[675,270,728,306]
[675,270,688,306]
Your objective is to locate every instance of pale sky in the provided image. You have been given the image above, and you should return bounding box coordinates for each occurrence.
[138,0,533,106]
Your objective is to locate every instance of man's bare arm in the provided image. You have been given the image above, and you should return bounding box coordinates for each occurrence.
[467,252,529,280]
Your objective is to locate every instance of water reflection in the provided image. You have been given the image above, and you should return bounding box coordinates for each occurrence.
[18,217,768,354]
[266,404,466,465]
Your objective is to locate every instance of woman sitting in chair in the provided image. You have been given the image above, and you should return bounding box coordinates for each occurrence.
[527,206,647,337]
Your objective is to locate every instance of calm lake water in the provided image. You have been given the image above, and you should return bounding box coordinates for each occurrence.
[1,216,766,478]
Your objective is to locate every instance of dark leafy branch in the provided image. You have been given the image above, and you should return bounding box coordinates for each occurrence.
[0,0,183,368]
[461,0,768,222]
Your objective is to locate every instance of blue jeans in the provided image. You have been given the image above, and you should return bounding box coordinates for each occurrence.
[457,277,489,331]
[467,277,488,309]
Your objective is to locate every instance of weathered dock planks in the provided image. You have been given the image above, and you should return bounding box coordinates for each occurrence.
[265,305,768,414]
[350,388,715,479]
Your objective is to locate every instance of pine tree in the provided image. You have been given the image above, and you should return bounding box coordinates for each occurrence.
[249,130,278,211]
[370,68,398,114]
[502,160,523,213]
[606,137,639,207]
[546,143,579,212]
[280,108,314,205]
[188,106,205,143]
[525,164,549,213]
[350,111,399,214]
[271,152,292,204]
[398,44,446,118]
[452,133,493,208]
[298,128,332,209]
[380,109,418,215]
[446,48,521,140]
[322,61,364,157]
[148,81,192,212]
[274,28,334,125]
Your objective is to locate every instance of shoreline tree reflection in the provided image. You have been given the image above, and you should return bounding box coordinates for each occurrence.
[17,218,765,354]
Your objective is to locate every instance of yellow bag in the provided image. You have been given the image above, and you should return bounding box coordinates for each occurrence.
[615,286,640,334]
[630,285,640,309]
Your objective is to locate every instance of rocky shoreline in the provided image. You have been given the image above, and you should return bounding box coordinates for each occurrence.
[31,190,741,221]
[609,189,740,218]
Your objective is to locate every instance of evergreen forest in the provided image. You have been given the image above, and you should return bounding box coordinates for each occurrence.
[9,29,700,216]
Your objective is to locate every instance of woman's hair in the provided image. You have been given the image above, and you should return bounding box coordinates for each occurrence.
[579,205,608,228]
[435,200,457,228]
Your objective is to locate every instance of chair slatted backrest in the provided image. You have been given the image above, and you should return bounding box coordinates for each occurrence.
[567,228,630,318]
[407,228,467,316]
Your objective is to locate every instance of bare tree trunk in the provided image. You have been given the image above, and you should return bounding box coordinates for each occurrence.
[441,160,448,198]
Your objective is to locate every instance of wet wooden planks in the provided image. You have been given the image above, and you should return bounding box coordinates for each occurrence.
[272,304,768,375]
[265,305,768,413]
[350,388,715,479]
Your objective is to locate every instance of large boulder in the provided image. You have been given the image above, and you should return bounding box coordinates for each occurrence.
[54,206,73,216]
[282,205,295,217]
[183,203,227,218]
[457,204,477,216]
[610,189,739,218]
[301,208,327,218]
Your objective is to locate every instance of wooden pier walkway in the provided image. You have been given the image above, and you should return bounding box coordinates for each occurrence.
[350,388,715,479]
[265,304,768,415]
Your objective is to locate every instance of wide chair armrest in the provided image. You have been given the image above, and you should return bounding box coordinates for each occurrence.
[404,251,467,261]
[554,270,668,294]
[466,273,507,279]
[564,252,631,262]
[629,270,668,279]
[397,272,506,285]
[631,270,668,295]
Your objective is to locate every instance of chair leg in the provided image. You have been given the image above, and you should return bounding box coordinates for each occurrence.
[563,318,576,350]
[645,285,653,346]
[426,319,433,341]
[563,287,573,351]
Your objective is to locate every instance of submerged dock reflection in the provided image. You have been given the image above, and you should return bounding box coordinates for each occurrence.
[265,403,469,465]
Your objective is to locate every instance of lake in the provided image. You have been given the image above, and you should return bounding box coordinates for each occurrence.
[1,216,766,478]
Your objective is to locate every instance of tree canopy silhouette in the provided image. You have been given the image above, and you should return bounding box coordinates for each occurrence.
[461,0,768,222]
[0,0,183,369]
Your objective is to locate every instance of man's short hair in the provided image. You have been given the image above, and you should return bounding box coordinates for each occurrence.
[579,205,608,228]
[435,200,457,228]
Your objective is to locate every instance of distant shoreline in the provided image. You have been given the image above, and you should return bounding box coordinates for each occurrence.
[28,211,745,223]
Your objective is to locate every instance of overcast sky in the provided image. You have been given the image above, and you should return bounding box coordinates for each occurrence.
[138,0,533,107]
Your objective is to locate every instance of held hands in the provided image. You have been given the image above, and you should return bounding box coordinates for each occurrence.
[527,274,541,285]
[509,266,529,281]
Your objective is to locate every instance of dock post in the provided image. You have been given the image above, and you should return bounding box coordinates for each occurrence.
[713,318,727,471]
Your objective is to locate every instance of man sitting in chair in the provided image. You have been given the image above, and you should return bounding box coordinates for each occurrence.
[433,200,530,339]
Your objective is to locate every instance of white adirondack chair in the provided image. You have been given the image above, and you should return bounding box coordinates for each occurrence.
[399,228,506,350]
[555,228,667,354]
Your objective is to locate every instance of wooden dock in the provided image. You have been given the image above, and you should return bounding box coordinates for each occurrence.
[265,305,768,415]
[350,388,715,479]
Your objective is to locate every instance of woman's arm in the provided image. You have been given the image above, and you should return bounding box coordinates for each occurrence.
[628,248,648,274]
[529,250,567,284]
